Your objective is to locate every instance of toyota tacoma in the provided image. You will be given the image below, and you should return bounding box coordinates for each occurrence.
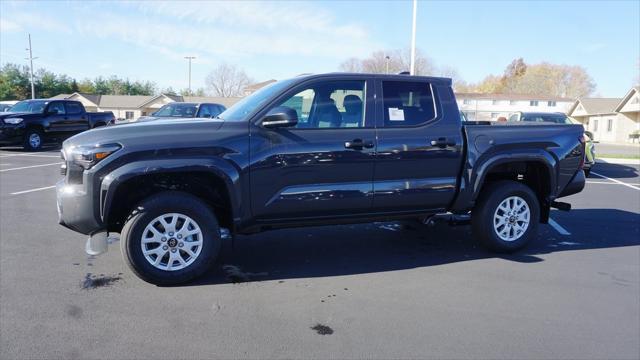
[56,73,586,285]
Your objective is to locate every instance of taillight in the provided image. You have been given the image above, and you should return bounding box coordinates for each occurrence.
[578,135,586,169]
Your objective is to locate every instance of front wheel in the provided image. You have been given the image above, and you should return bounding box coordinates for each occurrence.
[472,180,540,253]
[23,128,43,151]
[120,192,221,285]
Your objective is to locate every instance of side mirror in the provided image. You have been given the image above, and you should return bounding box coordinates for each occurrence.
[262,106,298,128]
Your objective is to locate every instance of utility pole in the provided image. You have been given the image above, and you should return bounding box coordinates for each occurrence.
[25,34,38,99]
[409,0,417,75]
[184,56,195,96]
[385,55,390,74]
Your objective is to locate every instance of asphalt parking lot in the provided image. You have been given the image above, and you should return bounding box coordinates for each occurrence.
[1,147,639,359]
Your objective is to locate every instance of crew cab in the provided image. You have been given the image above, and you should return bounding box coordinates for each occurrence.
[120,102,227,124]
[56,73,586,285]
[0,99,114,151]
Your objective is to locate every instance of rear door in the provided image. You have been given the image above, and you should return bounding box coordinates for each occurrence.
[249,77,376,219]
[63,101,90,131]
[372,79,464,212]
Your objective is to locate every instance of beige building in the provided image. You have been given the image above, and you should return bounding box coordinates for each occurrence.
[568,87,640,143]
[456,93,575,121]
[51,93,242,121]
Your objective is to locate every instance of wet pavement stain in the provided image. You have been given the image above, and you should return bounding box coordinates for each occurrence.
[311,324,334,335]
[81,273,122,290]
[221,265,268,283]
[65,305,83,319]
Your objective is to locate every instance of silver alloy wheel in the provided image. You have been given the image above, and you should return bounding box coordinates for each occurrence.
[29,133,41,148]
[493,196,530,242]
[141,213,203,271]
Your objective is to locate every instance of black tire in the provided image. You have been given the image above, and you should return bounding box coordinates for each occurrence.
[584,168,591,177]
[471,180,539,253]
[22,128,44,151]
[120,191,221,285]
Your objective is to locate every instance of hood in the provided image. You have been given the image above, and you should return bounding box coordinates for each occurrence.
[63,118,229,150]
[0,112,32,120]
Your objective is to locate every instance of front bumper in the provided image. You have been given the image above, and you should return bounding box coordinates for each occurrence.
[0,126,25,145]
[56,179,104,235]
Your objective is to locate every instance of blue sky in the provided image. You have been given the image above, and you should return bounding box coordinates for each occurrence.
[1,0,638,97]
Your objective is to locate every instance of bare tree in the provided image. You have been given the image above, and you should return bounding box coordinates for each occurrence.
[339,57,362,73]
[339,48,435,75]
[205,63,253,97]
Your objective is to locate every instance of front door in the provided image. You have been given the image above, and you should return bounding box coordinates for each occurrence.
[250,78,376,220]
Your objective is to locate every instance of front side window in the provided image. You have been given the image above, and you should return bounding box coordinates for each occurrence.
[382,81,436,127]
[198,105,213,118]
[48,102,66,115]
[272,80,366,129]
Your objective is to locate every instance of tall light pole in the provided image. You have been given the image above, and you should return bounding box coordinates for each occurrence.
[184,56,195,96]
[25,34,38,99]
[409,0,417,75]
[385,55,390,74]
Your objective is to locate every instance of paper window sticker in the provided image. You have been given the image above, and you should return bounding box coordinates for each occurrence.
[388,107,405,121]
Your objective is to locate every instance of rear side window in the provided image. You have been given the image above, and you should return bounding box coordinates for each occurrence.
[65,102,83,114]
[382,81,436,127]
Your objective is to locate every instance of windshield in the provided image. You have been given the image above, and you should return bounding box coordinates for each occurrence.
[153,103,198,117]
[521,114,572,124]
[9,100,48,113]
[220,79,296,121]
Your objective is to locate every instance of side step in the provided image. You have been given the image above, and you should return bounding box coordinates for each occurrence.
[422,214,471,227]
[551,201,571,211]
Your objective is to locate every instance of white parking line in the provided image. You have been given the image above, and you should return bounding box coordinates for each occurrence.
[586,180,640,186]
[591,171,640,191]
[548,218,571,236]
[10,185,56,195]
[0,153,60,158]
[0,162,63,172]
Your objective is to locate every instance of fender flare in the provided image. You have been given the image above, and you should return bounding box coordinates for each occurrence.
[99,158,241,226]
[451,149,557,212]
[471,149,557,201]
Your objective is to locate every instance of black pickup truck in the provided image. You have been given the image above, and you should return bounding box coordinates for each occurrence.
[0,99,114,151]
[56,73,586,285]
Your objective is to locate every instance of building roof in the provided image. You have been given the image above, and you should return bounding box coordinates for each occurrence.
[98,95,155,108]
[455,92,574,102]
[49,93,243,109]
[183,96,242,107]
[244,79,276,92]
[570,97,622,116]
[614,87,640,113]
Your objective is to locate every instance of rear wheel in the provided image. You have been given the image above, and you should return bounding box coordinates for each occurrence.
[22,128,43,151]
[472,180,539,252]
[120,191,221,285]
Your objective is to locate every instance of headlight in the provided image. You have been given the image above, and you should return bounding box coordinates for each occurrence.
[4,118,23,124]
[65,143,121,169]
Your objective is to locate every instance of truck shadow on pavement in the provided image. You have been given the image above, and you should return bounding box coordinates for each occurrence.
[185,208,640,286]
[591,162,639,179]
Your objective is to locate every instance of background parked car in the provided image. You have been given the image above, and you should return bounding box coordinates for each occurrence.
[116,102,227,124]
[0,99,114,151]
